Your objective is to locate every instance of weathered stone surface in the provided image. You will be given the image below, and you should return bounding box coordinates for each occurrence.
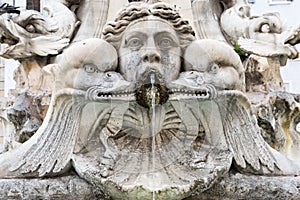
[0,2,76,60]
[189,172,300,200]
[6,92,43,143]
[0,172,299,200]
[0,174,108,200]
[220,0,299,60]
[245,55,284,92]
[1,1,300,199]
[247,91,300,166]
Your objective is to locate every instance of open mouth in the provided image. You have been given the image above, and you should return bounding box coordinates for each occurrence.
[0,34,18,45]
[135,70,169,108]
[168,83,217,100]
[85,87,135,101]
[0,28,19,46]
[85,71,217,104]
[169,88,211,99]
[169,88,210,97]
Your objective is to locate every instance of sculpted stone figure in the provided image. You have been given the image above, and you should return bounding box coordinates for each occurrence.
[0,1,77,59]
[220,0,299,61]
[0,38,126,176]
[101,4,300,196]
[0,1,300,200]
[0,0,79,144]
[183,39,245,91]
[219,0,300,163]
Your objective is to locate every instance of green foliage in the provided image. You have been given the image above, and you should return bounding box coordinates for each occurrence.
[233,41,246,57]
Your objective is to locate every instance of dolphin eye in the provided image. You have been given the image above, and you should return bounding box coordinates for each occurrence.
[209,64,219,74]
[84,64,97,73]
[104,72,115,81]
[25,24,36,33]
[106,72,112,78]
[296,123,300,133]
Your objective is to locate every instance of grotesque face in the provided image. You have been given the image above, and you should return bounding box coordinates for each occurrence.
[183,39,244,91]
[56,38,122,91]
[118,19,181,84]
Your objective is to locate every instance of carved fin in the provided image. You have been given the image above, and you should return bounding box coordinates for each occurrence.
[12,95,84,177]
[216,91,278,173]
[238,38,290,57]
[30,36,69,56]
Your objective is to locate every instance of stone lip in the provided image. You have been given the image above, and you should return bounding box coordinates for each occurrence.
[0,172,300,200]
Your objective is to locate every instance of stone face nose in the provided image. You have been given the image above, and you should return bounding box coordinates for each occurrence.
[142,48,161,63]
[142,37,161,63]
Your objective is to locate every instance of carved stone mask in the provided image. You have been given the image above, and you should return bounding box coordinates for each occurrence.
[118,18,181,84]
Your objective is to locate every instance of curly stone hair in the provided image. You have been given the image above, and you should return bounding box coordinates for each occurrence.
[102,2,195,51]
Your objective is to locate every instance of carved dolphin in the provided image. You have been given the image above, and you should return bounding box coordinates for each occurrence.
[183,39,245,91]
[0,38,133,178]
[0,1,77,59]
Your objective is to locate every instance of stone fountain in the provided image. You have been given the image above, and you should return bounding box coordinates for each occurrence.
[0,0,300,199]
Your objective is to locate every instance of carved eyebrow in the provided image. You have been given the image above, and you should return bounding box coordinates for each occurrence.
[154,31,179,44]
[124,31,147,44]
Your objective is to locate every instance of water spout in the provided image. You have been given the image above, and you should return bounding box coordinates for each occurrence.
[150,72,156,200]
[135,70,169,108]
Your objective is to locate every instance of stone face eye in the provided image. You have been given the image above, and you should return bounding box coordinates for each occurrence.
[84,64,97,73]
[158,37,172,50]
[128,37,143,50]
[209,63,219,74]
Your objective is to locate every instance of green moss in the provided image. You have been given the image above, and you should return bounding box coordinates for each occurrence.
[233,41,246,57]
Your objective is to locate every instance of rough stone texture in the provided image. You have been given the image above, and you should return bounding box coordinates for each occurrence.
[0,173,108,200]
[245,55,284,92]
[0,172,299,200]
[6,92,43,143]
[247,91,300,165]
[189,172,300,200]
[220,0,299,60]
